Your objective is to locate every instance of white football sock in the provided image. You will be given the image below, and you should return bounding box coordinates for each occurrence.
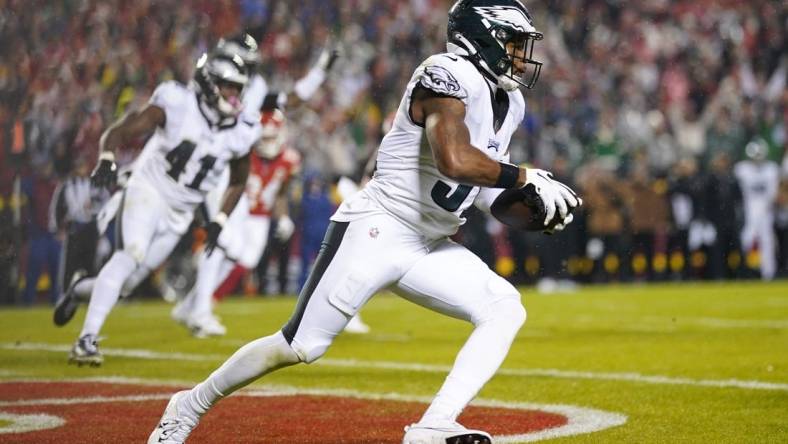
[421,298,526,423]
[181,331,300,418]
[79,251,137,337]
[191,250,235,319]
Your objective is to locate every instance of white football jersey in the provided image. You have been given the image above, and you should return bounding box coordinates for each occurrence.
[129,81,262,212]
[243,73,268,114]
[734,160,780,219]
[333,53,525,239]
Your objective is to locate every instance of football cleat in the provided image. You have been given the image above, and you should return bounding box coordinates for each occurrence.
[187,313,227,338]
[53,270,88,327]
[170,299,191,326]
[148,391,198,444]
[403,419,492,444]
[68,334,103,367]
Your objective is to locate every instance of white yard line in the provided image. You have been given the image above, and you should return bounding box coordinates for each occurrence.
[1,342,225,361]
[317,358,788,392]
[638,315,788,329]
[0,376,626,442]
[2,341,787,392]
[690,317,788,329]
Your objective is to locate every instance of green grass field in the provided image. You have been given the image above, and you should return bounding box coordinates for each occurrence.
[1,281,787,443]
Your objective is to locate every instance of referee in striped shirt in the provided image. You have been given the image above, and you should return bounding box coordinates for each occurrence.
[50,157,109,304]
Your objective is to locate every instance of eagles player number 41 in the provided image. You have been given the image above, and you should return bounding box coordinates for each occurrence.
[165,140,217,190]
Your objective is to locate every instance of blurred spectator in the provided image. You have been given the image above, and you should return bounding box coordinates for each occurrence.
[20,161,61,305]
[668,157,702,279]
[577,164,625,282]
[704,152,743,279]
[774,173,788,277]
[620,160,670,281]
[297,171,334,292]
[734,138,780,280]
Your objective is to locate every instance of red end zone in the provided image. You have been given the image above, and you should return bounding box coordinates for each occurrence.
[0,380,610,443]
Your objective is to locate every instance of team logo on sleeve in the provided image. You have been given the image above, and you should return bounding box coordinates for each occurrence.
[420,65,467,99]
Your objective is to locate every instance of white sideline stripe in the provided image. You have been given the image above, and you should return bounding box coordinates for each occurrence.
[318,359,788,392]
[3,342,787,392]
[0,412,65,434]
[0,342,225,361]
[639,315,788,329]
[0,377,626,443]
[0,393,172,407]
[691,317,788,329]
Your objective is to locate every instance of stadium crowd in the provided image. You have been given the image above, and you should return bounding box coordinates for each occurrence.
[1,0,786,304]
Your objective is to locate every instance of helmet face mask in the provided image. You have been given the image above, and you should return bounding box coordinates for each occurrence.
[194,53,249,119]
[447,0,543,91]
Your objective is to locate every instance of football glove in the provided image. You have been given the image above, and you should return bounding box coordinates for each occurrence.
[204,212,227,257]
[545,213,574,235]
[274,215,295,242]
[316,39,340,72]
[90,152,118,189]
[523,168,581,226]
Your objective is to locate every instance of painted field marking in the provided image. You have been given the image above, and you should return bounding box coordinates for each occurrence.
[0,412,65,434]
[2,341,787,392]
[0,377,626,443]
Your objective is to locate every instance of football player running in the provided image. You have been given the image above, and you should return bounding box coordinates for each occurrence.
[173,108,301,337]
[149,1,580,443]
[64,53,262,366]
[171,33,338,336]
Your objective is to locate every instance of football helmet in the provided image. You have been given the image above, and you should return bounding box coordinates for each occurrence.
[216,33,261,69]
[744,137,769,162]
[193,52,249,119]
[255,109,287,159]
[447,0,543,91]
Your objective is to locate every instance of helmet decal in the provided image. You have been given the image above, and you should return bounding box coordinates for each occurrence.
[473,6,536,34]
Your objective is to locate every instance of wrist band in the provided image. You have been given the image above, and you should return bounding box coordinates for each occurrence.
[494,162,520,188]
[214,212,228,227]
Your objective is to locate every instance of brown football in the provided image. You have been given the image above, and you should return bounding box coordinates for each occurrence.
[490,184,561,231]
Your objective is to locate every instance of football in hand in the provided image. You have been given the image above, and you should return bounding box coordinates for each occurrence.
[490,184,564,231]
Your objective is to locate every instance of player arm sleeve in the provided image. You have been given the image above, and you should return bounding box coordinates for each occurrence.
[148,82,185,127]
[414,62,469,105]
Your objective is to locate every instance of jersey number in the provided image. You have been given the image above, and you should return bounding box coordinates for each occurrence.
[431,180,473,212]
[165,141,217,190]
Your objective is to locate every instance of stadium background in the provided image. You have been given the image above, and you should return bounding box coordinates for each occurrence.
[0,2,786,444]
[0,0,786,305]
